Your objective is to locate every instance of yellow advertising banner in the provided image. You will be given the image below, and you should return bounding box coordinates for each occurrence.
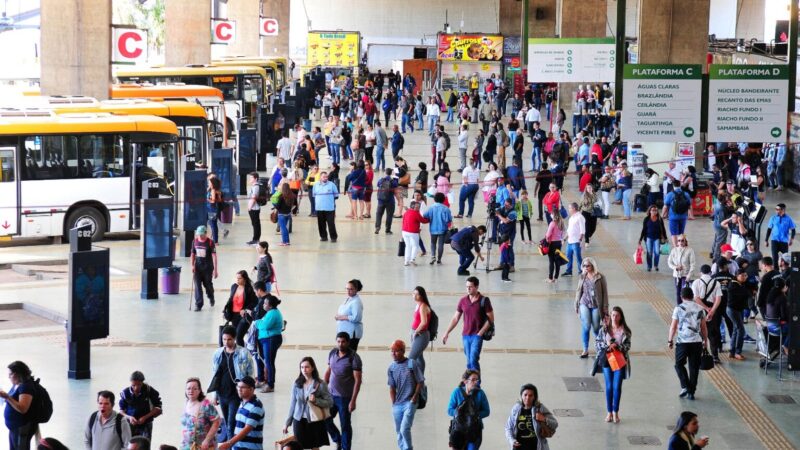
[437,34,504,61]
[307,32,360,67]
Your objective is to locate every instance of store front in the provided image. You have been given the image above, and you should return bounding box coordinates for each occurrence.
[437,33,504,94]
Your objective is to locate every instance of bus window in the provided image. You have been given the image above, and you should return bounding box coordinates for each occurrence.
[183,126,204,160]
[242,74,263,127]
[0,148,14,182]
[137,142,177,196]
[22,135,128,180]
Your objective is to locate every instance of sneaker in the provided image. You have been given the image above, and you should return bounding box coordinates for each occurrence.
[404,262,410,266]
[458,270,471,276]
[502,278,512,283]
[436,260,442,265]
[374,229,380,234]
[320,237,328,241]
[245,240,257,245]
[687,393,695,400]
[430,258,436,265]
[223,229,230,238]
[562,272,573,277]
[209,298,215,307]
[679,388,688,398]
[713,357,721,364]
[194,307,202,312]
[743,335,756,343]
[386,231,393,235]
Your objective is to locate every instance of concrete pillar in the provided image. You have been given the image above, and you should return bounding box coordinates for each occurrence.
[638,0,710,65]
[40,0,111,99]
[165,0,212,66]
[561,0,608,38]
[261,0,290,57]
[528,0,557,38]
[226,0,260,57]
[499,0,522,36]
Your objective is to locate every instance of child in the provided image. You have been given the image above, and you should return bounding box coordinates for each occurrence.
[515,190,533,244]
[499,234,512,282]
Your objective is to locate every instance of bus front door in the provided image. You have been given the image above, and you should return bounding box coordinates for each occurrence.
[0,147,19,237]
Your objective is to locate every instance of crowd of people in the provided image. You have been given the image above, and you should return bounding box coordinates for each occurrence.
[3,72,795,450]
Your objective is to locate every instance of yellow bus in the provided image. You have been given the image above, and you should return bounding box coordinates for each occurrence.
[213,57,280,93]
[0,112,179,241]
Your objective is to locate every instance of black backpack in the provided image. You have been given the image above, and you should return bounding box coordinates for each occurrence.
[442,132,451,151]
[671,191,690,215]
[449,388,482,441]
[377,177,394,202]
[29,378,53,424]
[480,297,495,341]
[428,308,440,342]
[256,178,269,206]
[88,411,124,447]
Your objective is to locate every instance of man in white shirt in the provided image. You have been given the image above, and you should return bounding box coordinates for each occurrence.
[525,107,542,138]
[662,161,682,195]
[276,132,293,161]
[668,287,708,401]
[456,161,481,218]
[425,97,440,135]
[562,202,585,276]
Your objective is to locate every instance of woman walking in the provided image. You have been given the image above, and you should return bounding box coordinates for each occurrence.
[545,211,565,283]
[255,295,284,393]
[637,205,667,272]
[667,235,697,305]
[447,370,490,450]
[579,183,599,245]
[223,270,259,347]
[408,286,432,374]
[180,377,221,450]
[617,162,633,220]
[336,279,364,351]
[275,184,296,246]
[574,257,608,358]
[207,176,224,243]
[593,306,631,424]
[282,357,333,450]
[503,384,558,450]
[254,241,274,290]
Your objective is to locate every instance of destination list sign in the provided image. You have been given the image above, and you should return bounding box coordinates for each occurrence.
[708,64,789,142]
[621,64,702,142]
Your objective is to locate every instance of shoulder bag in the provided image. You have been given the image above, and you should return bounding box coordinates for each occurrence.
[536,406,556,438]
[307,383,331,422]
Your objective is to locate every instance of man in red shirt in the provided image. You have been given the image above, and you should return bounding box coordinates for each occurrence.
[579,165,593,193]
[442,277,495,371]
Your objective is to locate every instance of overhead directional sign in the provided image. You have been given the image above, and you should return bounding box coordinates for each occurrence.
[621,64,702,142]
[527,38,615,82]
[707,64,789,142]
[211,19,236,45]
[112,26,147,65]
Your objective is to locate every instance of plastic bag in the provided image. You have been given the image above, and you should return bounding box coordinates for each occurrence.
[634,245,643,265]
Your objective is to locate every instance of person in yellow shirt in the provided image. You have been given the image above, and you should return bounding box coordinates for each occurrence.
[306,165,321,217]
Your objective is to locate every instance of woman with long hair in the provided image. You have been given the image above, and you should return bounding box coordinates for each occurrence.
[667,411,709,450]
[503,384,558,450]
[180,377,221,450]
[667,234,697,305]
[0,361,37,449]
[275,183,296,246]
[545,210,566,283]
[574,257,608,357]
[638,205,668,272]
[283,357,333,450]
[593,306,632,423]
[335,279,364,351]
[363,161,375,219]
[255,295,284,393]
[408,286,432,374]
[207,176,224,243]
[223,270,259,346]
[579,183,599,245]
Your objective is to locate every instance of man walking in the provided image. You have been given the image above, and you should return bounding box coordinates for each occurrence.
[562,203,585,276]
[325,332,363,450]
[218,376,265,450]
[85,391,132,450]
[765,203,795,264]
[455,162,480,219]
[668,287,708,401]
[449,225,487,276]
[246,172,262,246]
[190,225,218,311]
[391,124,405,160]
[118,371,162,439]
[375,168,399,234]
[662,180,692,247]
[388,340,424,450]
[312,172,340,242]
[442,276,495,371]
[211,326,256,441]
[375,120,389,171]
[531,122,546,172]
[423,193,453,265]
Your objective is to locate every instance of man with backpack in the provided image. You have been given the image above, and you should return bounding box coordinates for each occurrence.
[668,287,708,401]
[662,180,692,247]
[325,332,363,450]
[246,172,266,246]
[388,339,425,450]
[375,168,399,235]
[118,371,162,439]
[442,277,495,372]
[446,369,490,449]
[85,390,132,450]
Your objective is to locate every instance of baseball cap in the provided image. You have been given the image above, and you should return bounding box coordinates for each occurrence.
[196,225,207,235]
[235,376,256,388]
[780,253,791,265]
[720,243,738,255]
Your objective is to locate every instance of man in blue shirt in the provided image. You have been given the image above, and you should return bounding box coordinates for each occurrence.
[388,340,424,450]
[577,136,590,176]
[496,199,518,272]
[506,157,526,197]
[312,172,340,242]
[661,180,691,246]
[423,193,454,265]
[766,203,796,264]
[219,376,264,450]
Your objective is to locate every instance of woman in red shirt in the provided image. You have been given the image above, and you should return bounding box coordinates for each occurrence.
[542,183,561,224]
[579,165,593,193]
[401,201,430,265]
[223,270,258,346]
[408,286,432,374]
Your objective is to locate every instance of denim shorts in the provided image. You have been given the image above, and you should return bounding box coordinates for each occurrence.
[669,218,687,236]
[350,187,365,201]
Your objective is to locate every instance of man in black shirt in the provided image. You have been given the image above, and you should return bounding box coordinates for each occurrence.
[118,371,162,438]
[711,258,735,362]
[757,257,779,318]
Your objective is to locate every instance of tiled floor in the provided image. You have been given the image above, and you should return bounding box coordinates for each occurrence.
[1,119,799,449]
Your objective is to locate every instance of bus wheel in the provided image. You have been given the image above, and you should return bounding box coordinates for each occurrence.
[66,207,106,242]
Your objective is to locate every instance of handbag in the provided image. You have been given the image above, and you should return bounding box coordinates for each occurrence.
[606,348,627,371]
[399,173,411,186]
[700,347,715,370]
[537,408,556,438]
[538,239,550,256]
[592,205,603,217]
[397,240,406,257]
[308,399,331,422]
[633,245,643,265]
[659,242,671,255]
[559,205,568,219]
[270,209,278,224]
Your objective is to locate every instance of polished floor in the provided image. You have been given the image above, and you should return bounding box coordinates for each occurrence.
[1,119,800,449]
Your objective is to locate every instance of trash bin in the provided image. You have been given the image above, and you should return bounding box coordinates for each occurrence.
[303,119,312,132]
[219,202,234,224]
[160,265,181,294]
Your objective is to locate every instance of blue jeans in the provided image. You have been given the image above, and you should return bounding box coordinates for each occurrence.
[645,237,660,270]
[207,212,219,243]
[622,189,632,217]
[463,334,483,371]
[579,304,601,351]
[392,400,417,450]
[531,147,542,171]
[219,395,240,441]
[428,115,438,134]
[278,213,291,244]
[402,113,413,132]
[508,130,517,147]
[326,395,353,449]
[602,367,624,413]
[446,106,454,122]
[376,145,386,171]
[726,307,745,356]
[458,184,479,216]
[330,143,341,165]
[258,335,282,387]
[614,189,623,202]
[767,322,790,347]
[416,112,424,130]
[564,242,582,274]
[457,248,475,273]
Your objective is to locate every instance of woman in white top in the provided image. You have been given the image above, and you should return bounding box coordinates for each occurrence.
[667,234,697,306]
[644,168,660,208]
[482,162,501,203]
